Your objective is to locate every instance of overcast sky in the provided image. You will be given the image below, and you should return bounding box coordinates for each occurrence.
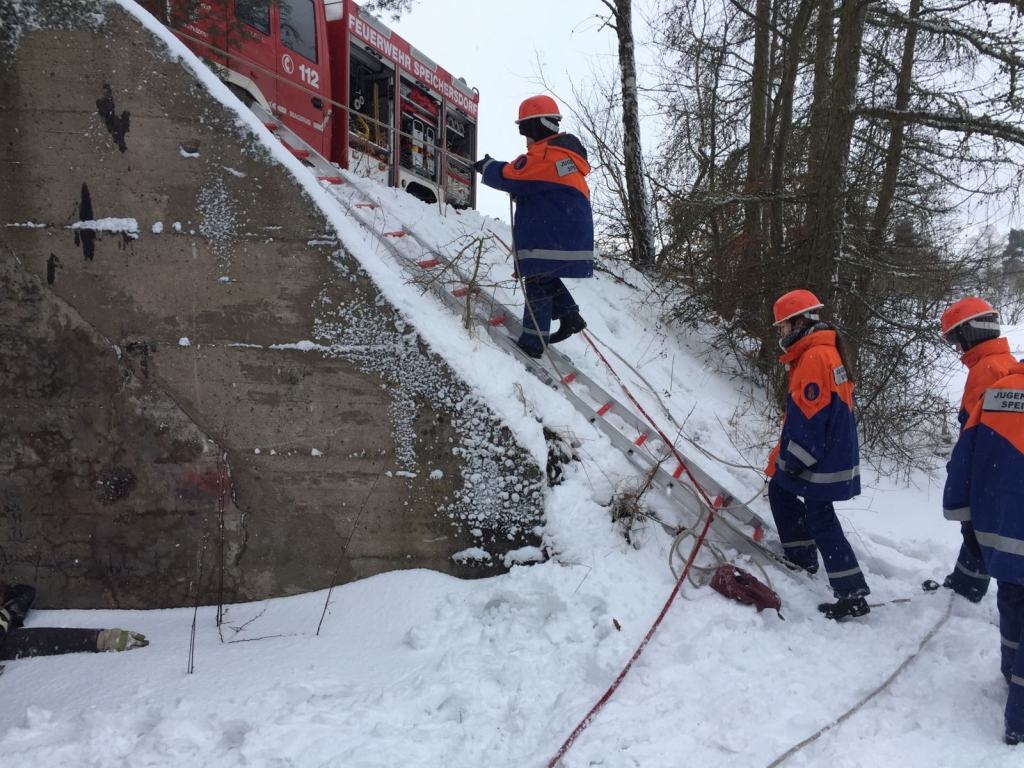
[391,0,629,223]
[392,0,1021,235]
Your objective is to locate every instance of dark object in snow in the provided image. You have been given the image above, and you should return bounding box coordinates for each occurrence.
[0,583,148,660]
[921,573,985,603]
[544,427,577,486]
[710,564,783,618]
[818,596,870,621]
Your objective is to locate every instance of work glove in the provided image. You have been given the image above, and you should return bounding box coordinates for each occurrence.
[961,522,982,559]
[472,154,493,174]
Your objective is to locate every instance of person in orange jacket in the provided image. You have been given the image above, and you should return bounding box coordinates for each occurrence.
[473,95,594,358]
[766,289,871,620]
[923,297,1018,602]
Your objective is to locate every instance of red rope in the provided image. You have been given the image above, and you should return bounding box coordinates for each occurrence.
[546,494,724,767]
[580,330,715,508]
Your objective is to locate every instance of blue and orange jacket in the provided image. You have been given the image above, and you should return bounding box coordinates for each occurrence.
[943,362,1024,584]
[766,329,860,500]
[956,336,1018,428]
[479,133,594,279]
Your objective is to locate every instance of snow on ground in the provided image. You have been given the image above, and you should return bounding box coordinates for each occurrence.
[3,3,1024,766]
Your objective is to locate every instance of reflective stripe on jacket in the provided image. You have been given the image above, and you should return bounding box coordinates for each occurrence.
[943,363,1024,584]
[766,329,860,501]
[479,133,595,279]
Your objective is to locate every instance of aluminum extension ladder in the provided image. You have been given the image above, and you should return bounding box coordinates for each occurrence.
[250,105,800,579]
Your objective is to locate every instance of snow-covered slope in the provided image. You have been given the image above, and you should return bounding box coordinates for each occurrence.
[3,2,1024,766]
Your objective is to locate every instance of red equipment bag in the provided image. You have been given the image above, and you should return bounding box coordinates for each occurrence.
[710,564,783,618]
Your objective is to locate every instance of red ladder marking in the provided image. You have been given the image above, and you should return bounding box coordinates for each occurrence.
[263,122,279,132]
[753,525,765,542]
[354,202,376,209]
[317,175,343,184]
[561,371,577,385]
[383,230,406,238]
[418,258,440,268]
[672,464,685,479]
[286,146,310,159]
[452,285,478,297]
[634,433,648,447]
[488,315,507,326]
[596,402,612,417]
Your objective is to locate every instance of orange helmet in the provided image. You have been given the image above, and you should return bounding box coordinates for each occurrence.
[516,95,561,124]
[773,289,824,326]
[941,296,997,339]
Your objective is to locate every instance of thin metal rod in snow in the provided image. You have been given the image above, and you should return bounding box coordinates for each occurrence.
[315,468,385,636]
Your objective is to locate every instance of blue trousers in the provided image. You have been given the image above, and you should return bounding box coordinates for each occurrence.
[518,276,578,353]
[998,581,1024,738]
[768,478,869,599]
[945,541,990,602]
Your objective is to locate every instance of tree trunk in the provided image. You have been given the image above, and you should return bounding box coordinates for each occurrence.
[802,0,868,298]
[611,0,657,268]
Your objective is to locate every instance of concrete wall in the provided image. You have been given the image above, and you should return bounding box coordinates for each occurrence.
[0,5,543,608]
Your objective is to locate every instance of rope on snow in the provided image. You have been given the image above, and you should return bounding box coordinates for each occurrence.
[764,590,955,767]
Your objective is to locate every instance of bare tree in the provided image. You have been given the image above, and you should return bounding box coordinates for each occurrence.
[598,0,658,269]
[649,0,1024,464]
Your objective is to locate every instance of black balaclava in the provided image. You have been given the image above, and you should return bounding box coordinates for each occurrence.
[518,116,560,141]
[952,314,1001,351]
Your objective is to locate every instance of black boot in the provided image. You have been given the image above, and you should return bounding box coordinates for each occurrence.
[2,584,35,629]
[818,596,870,621]
[549,313,586,344]
[515,339,543,359]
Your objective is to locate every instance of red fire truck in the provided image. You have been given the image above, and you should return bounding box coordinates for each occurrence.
[143,0,479,208]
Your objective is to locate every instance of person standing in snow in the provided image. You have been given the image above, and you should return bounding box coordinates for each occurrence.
[943,359,1024,744]
[923,297,1018,603]
[0,583,148,660]
[765,289,871,620]
[472,95,593,359]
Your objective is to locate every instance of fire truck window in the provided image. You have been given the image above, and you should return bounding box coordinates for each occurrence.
[235,0,269,35]
[279,0,317,62]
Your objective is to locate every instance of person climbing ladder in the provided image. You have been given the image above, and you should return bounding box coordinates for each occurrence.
[472,95,594,358]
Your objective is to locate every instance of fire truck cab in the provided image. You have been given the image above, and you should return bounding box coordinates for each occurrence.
[145,0,478,209]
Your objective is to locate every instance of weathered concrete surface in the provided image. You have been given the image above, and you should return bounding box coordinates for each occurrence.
[0,5,543,608]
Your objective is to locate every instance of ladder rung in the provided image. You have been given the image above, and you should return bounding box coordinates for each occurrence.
[561,371,577,385]
[596,402,612,417]
[634,433,648,447]
[384,230,406,238]
[488,314,507,326]
[318,175,343,184]
[354,202,376,209]
[286,146,310,159]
